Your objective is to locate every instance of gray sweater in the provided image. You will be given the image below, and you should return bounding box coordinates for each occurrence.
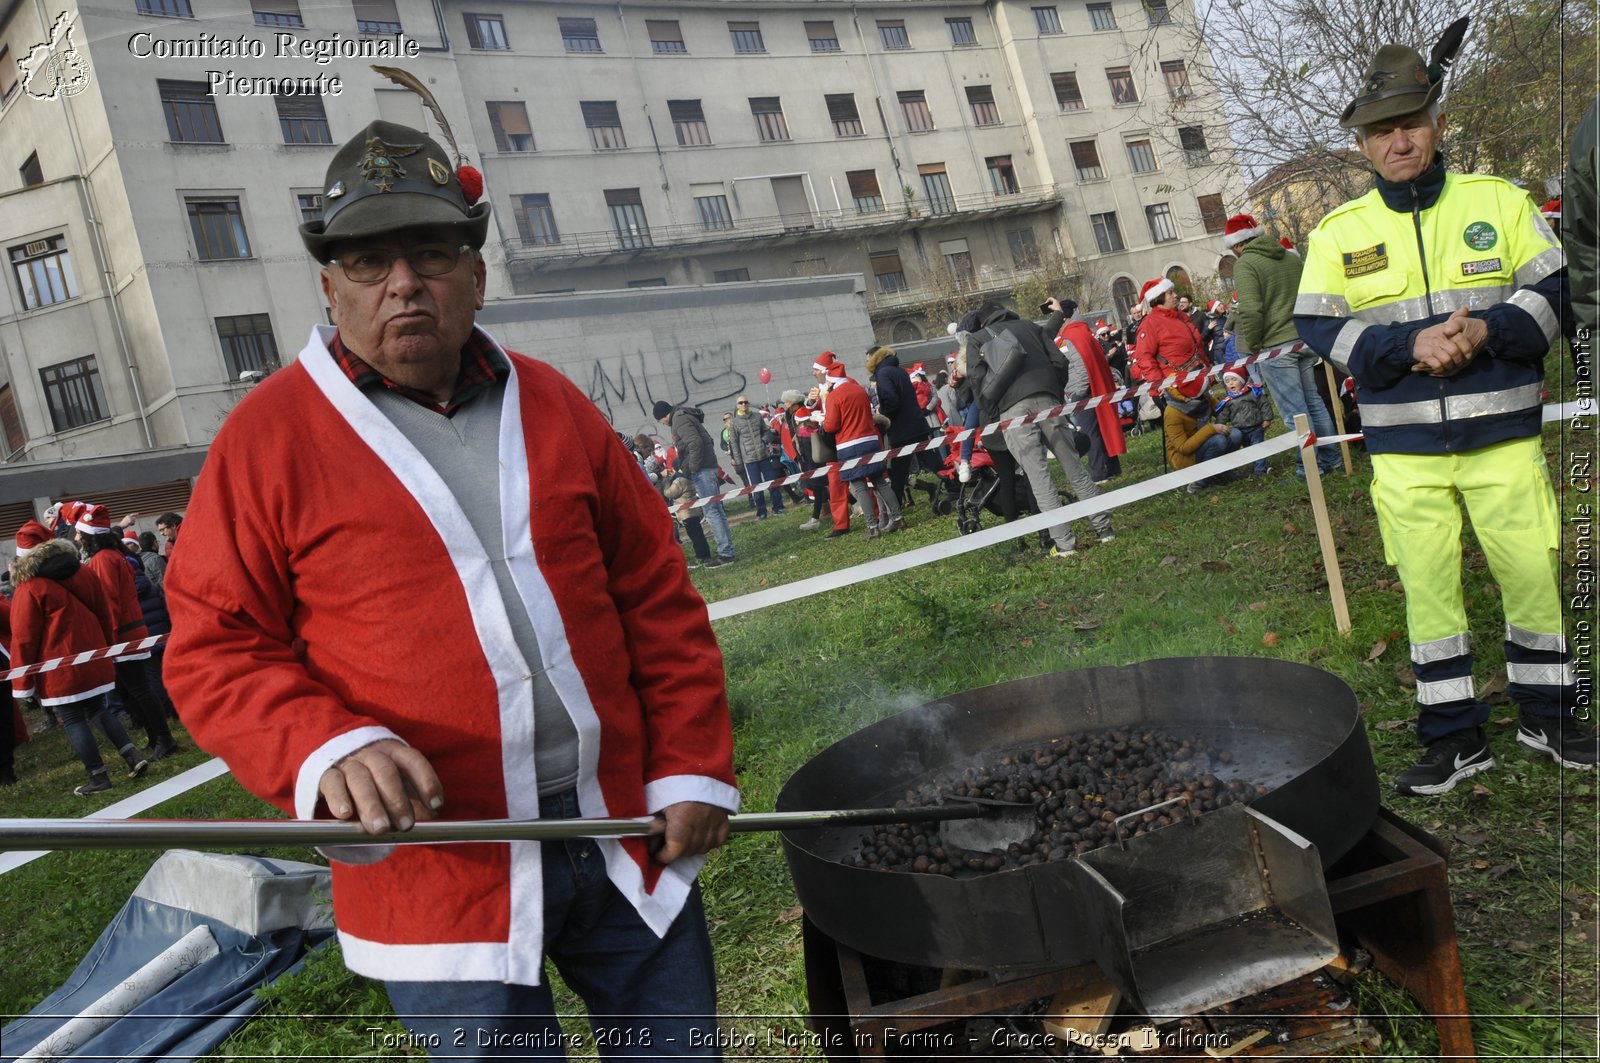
[372,384,580,796]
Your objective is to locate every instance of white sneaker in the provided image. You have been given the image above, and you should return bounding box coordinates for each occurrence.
[799,517,820,530]
[957,461,971,483]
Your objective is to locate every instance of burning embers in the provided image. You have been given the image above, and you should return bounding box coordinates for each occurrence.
[853,727,1270,874]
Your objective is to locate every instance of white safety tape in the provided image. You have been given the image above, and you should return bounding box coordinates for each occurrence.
[707,433,1301,621]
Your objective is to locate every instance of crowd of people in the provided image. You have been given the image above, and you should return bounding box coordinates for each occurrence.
[0,506,184,790]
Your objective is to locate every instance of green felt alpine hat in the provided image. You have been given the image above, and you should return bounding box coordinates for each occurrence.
[1339,44,1443,129]
[299,120,490,259]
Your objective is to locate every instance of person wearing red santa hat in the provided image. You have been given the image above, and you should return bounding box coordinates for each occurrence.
[73,503,182,759]
[10,520,149,794]
[820,354,903,538]
[1161,374,1240,492]
[809,352,856,535]
[1131,277,1207,387]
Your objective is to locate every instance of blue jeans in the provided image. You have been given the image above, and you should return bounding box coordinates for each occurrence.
[689,469,733,559]
[1256,351,1339,474]
[55,694,136,777]
[1235,423,1268,473]
[385,791,720,1060]
[738,459,785,517]
[1195,430,1241,486]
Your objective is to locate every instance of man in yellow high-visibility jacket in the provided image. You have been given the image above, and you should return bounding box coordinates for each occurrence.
[1296,41,1590,796]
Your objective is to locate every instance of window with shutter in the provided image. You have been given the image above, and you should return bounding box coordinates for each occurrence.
[846,169,883,213]
[668,100,711,146]
[1197,193,1226,234]
[647,20,685,53]
[275,94,331,144]
[869,250,907,292]
[353,0,400,34]
[605,188,652,249]
[159,79,224,143]
[1070,140,1104,181]
[750,97,789,142]
[946,17,977,45]
[250,0,303,27]
[898,91,934,132]
[826,94,863,137]
[486,101,534,151]
[1107,67,1138,104]
[966,85,1000,126]
[581,100,625,149]
[1052,72,1084,110]
[516,194,560,244]
[728,21,764,52]
[877,19,910,49]
[805,20,840,51]
[559,17,600,52]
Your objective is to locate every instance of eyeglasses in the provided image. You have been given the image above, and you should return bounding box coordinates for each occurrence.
[328,244,472,284]
[737,400,750,406]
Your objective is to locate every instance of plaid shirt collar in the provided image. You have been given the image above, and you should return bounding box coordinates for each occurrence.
[328,329,508,417]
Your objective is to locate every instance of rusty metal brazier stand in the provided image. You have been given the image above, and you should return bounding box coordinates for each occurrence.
[777,658,1381,1017]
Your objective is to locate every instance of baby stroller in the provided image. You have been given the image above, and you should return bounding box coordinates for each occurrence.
[934,426,1030,536]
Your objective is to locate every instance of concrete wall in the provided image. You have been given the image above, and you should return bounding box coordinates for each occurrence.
[475,273,872,440]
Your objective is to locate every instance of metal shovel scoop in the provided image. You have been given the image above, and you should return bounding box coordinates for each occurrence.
[0,800,1035,852]
[935,795,1038,852]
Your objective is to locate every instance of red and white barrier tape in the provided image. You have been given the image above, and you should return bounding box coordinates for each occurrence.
[685,343,1306,510]
[4,634,167,682]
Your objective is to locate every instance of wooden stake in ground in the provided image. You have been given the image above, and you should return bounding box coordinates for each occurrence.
[1321,360,1354,474]
[1296,413,1351,635]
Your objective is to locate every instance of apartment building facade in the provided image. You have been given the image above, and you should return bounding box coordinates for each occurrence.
[0,0,1244,464]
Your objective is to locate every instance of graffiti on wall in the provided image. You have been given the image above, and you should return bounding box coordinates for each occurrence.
[584,342,747,428]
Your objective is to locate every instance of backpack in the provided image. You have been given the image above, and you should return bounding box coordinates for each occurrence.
[976,327,1028,410]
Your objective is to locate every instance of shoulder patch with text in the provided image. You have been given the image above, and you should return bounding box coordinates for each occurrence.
[1342,243,1388,278]
[1460,257,1503,277]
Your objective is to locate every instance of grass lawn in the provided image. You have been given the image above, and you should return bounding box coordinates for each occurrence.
[1,366,1594,1059]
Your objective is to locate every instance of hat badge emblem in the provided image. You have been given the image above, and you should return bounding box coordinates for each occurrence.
[325,179,345,200]
[358,136,424,193]
[1364,69,1397,94]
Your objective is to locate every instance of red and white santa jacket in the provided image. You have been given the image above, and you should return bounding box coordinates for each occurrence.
[820,375,879,449]
[164,325,740,987]
[84,548,152,662]
[10,539,118,704]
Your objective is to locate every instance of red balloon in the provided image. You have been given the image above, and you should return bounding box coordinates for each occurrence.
[758,368,773,385]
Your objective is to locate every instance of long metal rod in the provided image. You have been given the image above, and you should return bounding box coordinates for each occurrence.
[0,804,983,851]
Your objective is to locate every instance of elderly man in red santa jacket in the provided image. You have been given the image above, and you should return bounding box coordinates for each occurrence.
[165,119,738,1059]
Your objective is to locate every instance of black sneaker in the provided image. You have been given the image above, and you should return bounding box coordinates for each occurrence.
[1394,728,1494,796]
[825,528,850,539]
[74,774,112,796]
[1517,714,1599,770]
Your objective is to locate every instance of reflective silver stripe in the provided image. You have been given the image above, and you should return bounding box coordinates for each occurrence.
[1361,382,1544,427]
[1507,662,1575,687]
[1515,247,1565,288]
[1359,397,1444,426]
[1505,623,1567,653]
[1412,634,1470,664]
[1417,676,1475,705]
[1327,320,1370,373]
[1351,287,1512,324]
[1508,288,1560,344]
[1445,381,1544,420]
[1295,292,1350,317]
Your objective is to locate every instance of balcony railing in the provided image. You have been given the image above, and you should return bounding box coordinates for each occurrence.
[503,183,1061,263]
[866,261,1080,314]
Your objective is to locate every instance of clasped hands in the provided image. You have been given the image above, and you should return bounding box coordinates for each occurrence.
[1410,307,1487,377]
[318,738,730,863]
